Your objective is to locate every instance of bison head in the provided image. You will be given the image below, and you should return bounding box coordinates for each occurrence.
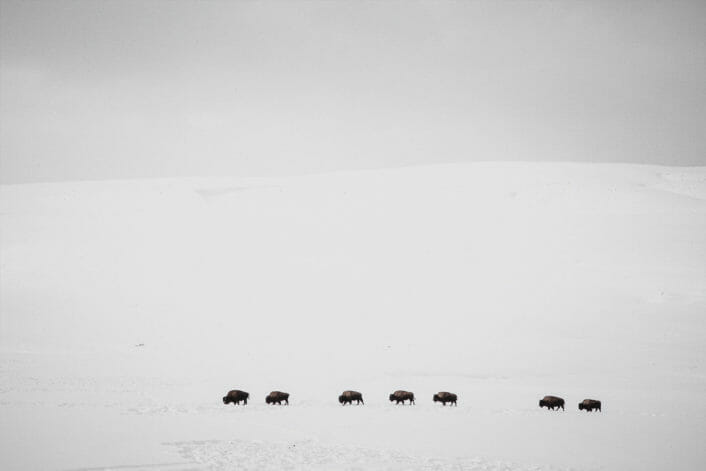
[339,395,345,404]
[539,399,545,407]
[433,394,440,402]
[223,396,229,404]
[578,402,584,410]
[389,394,395,402]
[266,396,272,404]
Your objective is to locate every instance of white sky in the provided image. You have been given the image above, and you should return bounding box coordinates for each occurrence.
[1,0,705,183]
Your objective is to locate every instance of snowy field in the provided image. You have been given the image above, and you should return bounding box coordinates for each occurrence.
[1,162,705,470]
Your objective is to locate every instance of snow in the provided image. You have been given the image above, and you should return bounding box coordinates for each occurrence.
[1,162,705,470]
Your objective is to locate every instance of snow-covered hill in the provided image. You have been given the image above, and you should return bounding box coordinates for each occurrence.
[1,163,705,470]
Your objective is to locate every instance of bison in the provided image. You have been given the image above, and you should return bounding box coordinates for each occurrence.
[265,391,289,405]
[578,399,601,412]
[539,395,565,410]
[339,390,364,405]
[389,390,415,405]
[222,389,249,405]
[433,391,458,406]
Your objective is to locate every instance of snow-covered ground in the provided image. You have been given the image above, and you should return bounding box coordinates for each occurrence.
[1,163,705,470]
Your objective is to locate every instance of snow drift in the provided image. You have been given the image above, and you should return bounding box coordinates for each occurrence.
[1,163,705,470]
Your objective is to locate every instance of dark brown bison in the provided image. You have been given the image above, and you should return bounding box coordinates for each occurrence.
[433,391,457,406]
[539,395,565,410]
[265,391,289,405]
[578,399,601,412]
[339,390,364,405]
[222,389,249,405]
[389,390,415,405]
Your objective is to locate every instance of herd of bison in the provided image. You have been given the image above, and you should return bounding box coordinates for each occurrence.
[223,390,602,412]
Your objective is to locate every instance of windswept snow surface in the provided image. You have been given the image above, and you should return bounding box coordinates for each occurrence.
[1,163,705,470]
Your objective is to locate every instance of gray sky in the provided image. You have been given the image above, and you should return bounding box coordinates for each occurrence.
[1,0,705,183]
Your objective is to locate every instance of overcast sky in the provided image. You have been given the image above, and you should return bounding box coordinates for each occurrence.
[1,0,705,183]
